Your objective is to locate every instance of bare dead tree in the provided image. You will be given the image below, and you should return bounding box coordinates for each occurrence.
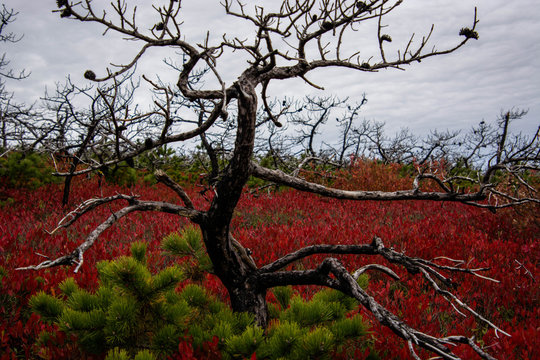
[291,95,347,156]
[0,5,29,83]
[17,1,540,359]
[0,5,31,151]
[335,95,368,163]
[352,121,461,165]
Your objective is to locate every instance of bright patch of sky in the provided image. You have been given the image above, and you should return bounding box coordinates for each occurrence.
[2,0,539,141]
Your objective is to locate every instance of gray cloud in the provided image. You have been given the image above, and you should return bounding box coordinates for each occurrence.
[2,0,539,139]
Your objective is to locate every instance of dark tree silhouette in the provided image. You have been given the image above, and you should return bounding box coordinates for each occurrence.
[17,1,539,359]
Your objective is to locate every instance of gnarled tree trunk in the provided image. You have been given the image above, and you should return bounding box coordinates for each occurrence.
[200,76,270,325]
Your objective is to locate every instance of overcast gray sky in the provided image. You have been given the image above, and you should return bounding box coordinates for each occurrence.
[2,0,539,140]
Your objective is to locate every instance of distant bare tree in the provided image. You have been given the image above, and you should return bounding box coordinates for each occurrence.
[18,1,539,359]
[0,5,28,82]
[291,96,347,157]
[0,5,31,151]
[335,96,368,163]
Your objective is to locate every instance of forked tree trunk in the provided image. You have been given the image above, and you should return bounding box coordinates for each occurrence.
[200,76,270,325]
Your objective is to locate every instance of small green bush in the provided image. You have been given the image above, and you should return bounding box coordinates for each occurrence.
[0,151,60,188]
[30,242,188,358]
[101,161,140,187]
[31,227,376,359]
[162,225,213,281]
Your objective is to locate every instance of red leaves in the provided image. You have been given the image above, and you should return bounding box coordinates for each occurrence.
[177,340,195,359]
[0,171,538,359]
[233,174,538,359]
[173,336,221,360]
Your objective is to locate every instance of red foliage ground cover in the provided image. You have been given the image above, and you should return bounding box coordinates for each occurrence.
[0,164,538,359]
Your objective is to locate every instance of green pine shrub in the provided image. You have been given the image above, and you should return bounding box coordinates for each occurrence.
[30,242,189,358]
[225,325,264,359]
[100,161,140,187]
[273,286,294,310]
[30,227,376,359]
[264,281,370,360]
[0,151,61,189]
[137,145,207,186]
[162,225,213,282]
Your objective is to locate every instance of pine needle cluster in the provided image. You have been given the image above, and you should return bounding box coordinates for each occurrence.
[161,225,213,282]
[30,242,189,358]
[258,281,372,360]
[30,226,377,359]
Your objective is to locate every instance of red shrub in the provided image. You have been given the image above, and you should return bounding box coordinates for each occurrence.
[0,168,538,359]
